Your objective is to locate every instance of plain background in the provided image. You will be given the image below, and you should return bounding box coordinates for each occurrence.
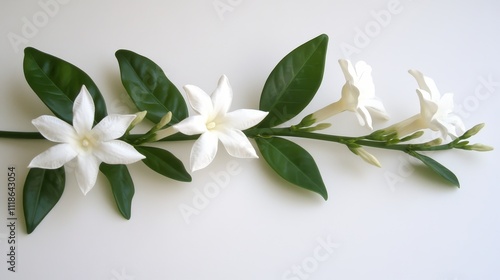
[0,0,499,279]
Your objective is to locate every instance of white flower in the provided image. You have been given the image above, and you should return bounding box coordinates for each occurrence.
[302,59,388,129]
[28,86,145,195]
[174,75,268,171]
[387,70,465,139]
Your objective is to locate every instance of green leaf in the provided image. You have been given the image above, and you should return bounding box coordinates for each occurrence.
[100,163,135,220]
[255,137,328,200]
[408,151,460,187]
[135,146,191,182]
[23,167,65,234]
[115,49,188,124]
[23,47,107,124]
[258,34,329,128]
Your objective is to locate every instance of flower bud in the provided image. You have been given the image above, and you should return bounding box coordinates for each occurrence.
[348,146,382,168]
[463,143,494,152]
[461,123,485,139]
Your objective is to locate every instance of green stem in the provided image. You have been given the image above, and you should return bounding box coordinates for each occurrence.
[0,131,45,139]
[244,127,454,152]
[0,127,456,152]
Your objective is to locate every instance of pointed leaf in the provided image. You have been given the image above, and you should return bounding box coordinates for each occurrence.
[23,167,65,234]
[23,47,107,124]
[255,137,327,200]
[100,163,135,219]
[135,146,191,182]
[409,151,460,187]
[115,50,188,124]
[258,34,328,127]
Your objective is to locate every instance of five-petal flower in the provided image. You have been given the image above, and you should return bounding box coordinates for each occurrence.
[386,70,465,139]
[301,59,388,129]
[174,75,268,171]
[28,86,145,195]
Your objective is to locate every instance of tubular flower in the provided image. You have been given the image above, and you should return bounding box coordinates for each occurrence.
[387,70,465,139]
[174,75,268,171]
[302,59,388,129]
[28,86,145,195]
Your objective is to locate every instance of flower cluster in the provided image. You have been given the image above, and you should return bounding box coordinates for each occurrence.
[1,34,490,233]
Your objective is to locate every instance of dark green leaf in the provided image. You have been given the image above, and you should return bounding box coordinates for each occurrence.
[100,163,135,219]
[115,49,188,124]
[255,137,328,200]
[258,34,329,127]
[409,151,460,187]
[135,146,191,182]
[23,167,65,234]
[23,47,107,124]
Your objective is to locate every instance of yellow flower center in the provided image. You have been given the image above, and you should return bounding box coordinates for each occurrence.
[206,121,216,130]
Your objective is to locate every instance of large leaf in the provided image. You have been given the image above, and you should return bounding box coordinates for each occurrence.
[258,34,328,128]
[23,47,107,124]
[255,137,327,200]
[100,163,135,219]
[135,146,191,182]
[23,167,65,234]
[408,151,460,187]
[115,50,188,124]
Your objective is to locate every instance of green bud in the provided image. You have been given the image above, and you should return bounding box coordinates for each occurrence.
[400,130,424,142]
[463,143,494,152]
[126,111,147,133]
[301,123,331,132]
[422,138,443,146]
[348,146,381,168]
[461,123,485,139]
[154,112,173,131]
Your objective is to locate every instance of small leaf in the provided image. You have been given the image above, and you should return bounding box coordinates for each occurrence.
[255,137,328,200]
[23,167,65,234]
[115,50,188,124]
[408,151,460,187]
[258,34,329,127]
[100,163,135,220]
[135,146,191,182]
[23,47,107,124]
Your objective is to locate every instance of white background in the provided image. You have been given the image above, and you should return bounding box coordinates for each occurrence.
[1,0,499,279]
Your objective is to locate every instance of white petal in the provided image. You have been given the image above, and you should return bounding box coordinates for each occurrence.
[438,93,455,114]
[73,155,100,195]
[32,115,76,143]
[220,109,268,130]
[353,61,375,98]
[210,75,233,118]
[341,82,360,109]
[339,59,355,82]
[93,140,145,164]
[364,99,389,120]
[416,89,438,120]
[354,106,371,129]
[408,70,441,99]
[190,132,219,171]
[216,127,258,158]
[184,85,213,116]
[72,85,95,135]
[174,115,207,135]
[28,144,78,169]
[92,114,136,141]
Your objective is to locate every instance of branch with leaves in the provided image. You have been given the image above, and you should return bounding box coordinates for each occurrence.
[0,34,492,233]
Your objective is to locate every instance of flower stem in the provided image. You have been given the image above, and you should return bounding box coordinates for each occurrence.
[0,131,45,139]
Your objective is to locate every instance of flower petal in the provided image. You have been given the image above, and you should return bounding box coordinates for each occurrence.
[409,70,441,100]
[210,75,233,118]
[32,115,77,143]
[174,115,208,135]
[416,89,438,119]
[220,109,268,130]
[93,140,145,164]
[73,154,100,195]
[354,106,371,129]
[353,61,375,97]
[339,59,355,82]
[28,144,78,169]
[72,85,95,135]
[92,114,136,141]
[190,132,219,171]
[216,127,258,158]
[184,85,213,116]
